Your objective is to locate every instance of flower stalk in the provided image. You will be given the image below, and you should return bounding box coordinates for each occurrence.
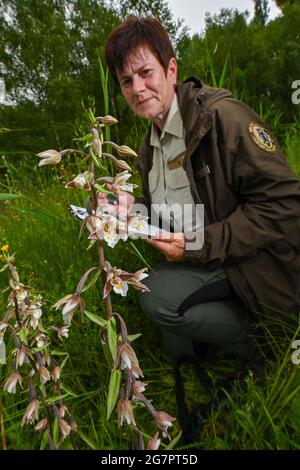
[23,109,177,449]
[1,254,76,449]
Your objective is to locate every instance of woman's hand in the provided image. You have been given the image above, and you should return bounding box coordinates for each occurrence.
[98,185,135,220]
[145,231,185,262]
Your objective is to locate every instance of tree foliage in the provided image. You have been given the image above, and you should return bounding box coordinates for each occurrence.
[253,0,270,25]
[0,0,185,155]
[0,0,299,159]
[178,5,300,126]
[275,0,297,11]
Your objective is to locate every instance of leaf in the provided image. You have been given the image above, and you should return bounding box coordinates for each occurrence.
[60,384,78,398]
[81,269,101,293]
[40,430,48,450]
[127,333,142,342]
[60,354,70,370]
[89,416,100,446]
[0,193,21,201]
[274,425,290,450]
[84,310,107,328]
[101,340,114,370]
[78,430,98,450]
[107,369,121,421]
[46,393,69,404]
[8,205,60,220]
[0,342,6,365]
[73,133,92,142]
[52,417,60,448]
[88,108,96,124]
[18,327,28,345]
[94,183,113,195]
[107,317,117,363]
[214,437,230,450]
[0,264,8,273]
[32,342,51,352]
[76,267,98,295]
[90,151,102,169]
[166,430,182,450]
[51,351,69,369]
[128,241,153,271]
[291,396,300,431]
[51,351,69,356]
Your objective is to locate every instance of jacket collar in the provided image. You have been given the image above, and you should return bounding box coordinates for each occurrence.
[176,78,213,159]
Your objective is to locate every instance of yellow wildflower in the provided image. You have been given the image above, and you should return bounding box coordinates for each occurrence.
[1,244,9,252]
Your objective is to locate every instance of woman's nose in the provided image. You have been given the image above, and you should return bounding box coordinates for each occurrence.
[132,76,146,95]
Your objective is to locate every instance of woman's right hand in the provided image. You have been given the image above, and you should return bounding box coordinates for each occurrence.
[98,184,135,220]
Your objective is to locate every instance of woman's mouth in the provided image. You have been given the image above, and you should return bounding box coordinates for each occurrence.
[138,97,152,106]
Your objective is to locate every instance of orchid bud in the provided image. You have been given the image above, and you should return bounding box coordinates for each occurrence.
[116,145,137,157]
[96,115,118,126]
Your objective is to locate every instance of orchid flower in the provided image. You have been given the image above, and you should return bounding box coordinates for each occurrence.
[103,262,149,298]
[147,432,161,450]
[154,411,176,437]
[4,371,23,394]
[111,171,137,193]
[127,213,150,239]
[54,293,85,326]
[22,399,40,426]
[117,398,136,427]
[65,171,92,190]
[89,212,127,248]
[37,149,70,167]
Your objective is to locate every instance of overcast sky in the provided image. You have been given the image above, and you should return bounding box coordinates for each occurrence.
[167,0,281,35]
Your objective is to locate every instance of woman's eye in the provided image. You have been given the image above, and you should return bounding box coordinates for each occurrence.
[122,79,131,87]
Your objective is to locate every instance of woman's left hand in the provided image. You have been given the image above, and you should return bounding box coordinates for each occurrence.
[145,231,185,262]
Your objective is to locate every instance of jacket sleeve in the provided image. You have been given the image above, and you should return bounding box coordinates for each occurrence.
[184,101,300,267]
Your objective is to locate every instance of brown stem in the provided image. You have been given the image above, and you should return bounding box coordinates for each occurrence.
[90,164,113,319]
[61,149,88,158]
[112,312,128,343]
[0,399,6,450]
[47,429,57,450]
[101,152,118,162]
[10,328,56,449]
[13,295,22,329]
[97,240,113,319]
[133,426,144,450]
[124,368,132,400]
[133,394,156,417]
[38,386,57,449]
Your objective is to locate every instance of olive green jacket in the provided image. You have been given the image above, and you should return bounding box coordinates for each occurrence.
[136,77,300,317]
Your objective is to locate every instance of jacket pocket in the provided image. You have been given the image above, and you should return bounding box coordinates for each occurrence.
[165,167,190,189]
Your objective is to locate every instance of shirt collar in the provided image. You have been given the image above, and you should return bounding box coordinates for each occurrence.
[150,94,184,147]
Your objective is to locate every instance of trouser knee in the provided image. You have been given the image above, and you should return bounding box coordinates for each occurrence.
[138,290,163,324]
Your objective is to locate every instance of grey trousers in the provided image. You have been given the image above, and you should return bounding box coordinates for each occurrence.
[139,260,256,362]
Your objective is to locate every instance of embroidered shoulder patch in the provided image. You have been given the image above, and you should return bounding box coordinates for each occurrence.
[248,122,276,154]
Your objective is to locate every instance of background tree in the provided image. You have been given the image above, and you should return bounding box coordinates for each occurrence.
[275,0,296,11]
[0,0,187,158]
[178,5,300,128]
[253,0,270,25]
[1,0,299,162]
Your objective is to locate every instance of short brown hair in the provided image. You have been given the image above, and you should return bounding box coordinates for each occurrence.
[105,16,176,85]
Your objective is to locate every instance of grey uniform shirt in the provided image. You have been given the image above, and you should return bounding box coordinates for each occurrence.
[148,94,199,233]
